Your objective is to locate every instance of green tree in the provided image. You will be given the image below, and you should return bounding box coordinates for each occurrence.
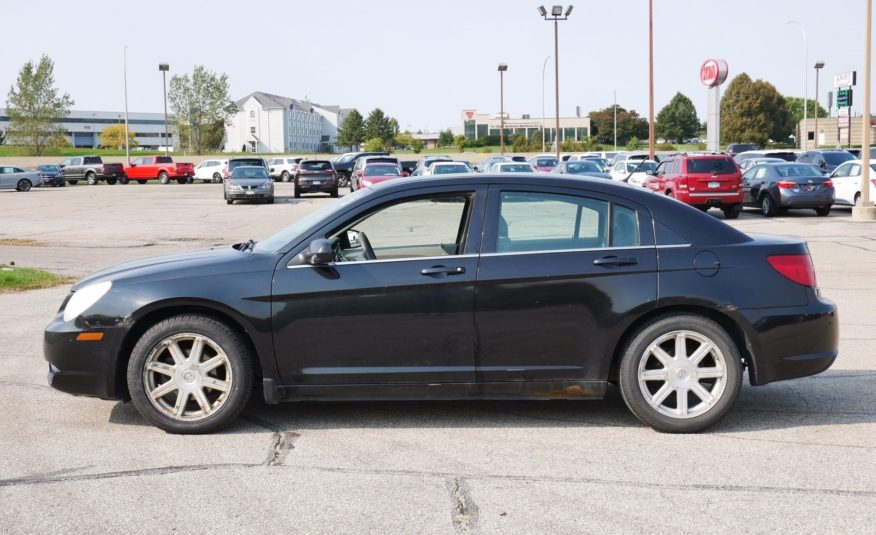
[656,92,700,141]
[589,106,648,145]
[721,73,791,146]
[337,109,365,148]
[784,96,828,128]
[511,133,528,153]
[411,139,424,153]
[363,137,384,152]
[395,131,414,149]
[454,135,468,153]
[364,108,396,147]
[168,65,235,154]
[626,136,640,151]
[99,124,138,149]
[5,54,74,156]
[438,129,455,147]
[0,129,5,145]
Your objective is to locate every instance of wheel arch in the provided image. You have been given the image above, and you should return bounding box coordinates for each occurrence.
[115,300,265,400]
[607,303,757,385]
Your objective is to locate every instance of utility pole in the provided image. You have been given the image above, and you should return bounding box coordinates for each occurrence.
[159,63,170,157]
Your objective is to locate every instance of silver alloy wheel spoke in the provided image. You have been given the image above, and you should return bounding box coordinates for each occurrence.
[690,382,714,404]
[143,333,232,422]
[697,367,725,379]
[641,369,668,380]
[677,388,689,416]
[649,382,673,407]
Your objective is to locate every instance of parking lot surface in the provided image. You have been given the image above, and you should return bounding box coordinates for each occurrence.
[1,183,875,533]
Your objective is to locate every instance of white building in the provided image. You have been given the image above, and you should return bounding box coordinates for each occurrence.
[0,108,174,149]
[225,92,352,154]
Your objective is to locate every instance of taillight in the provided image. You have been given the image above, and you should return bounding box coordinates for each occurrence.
[777,181,796,189]
[822,180,833,187]
[768,254,817,287]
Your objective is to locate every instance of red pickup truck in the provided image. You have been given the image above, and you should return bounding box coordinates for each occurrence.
[121,156,195,185]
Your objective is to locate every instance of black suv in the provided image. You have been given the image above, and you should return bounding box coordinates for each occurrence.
[796,150,856,174]
[726,143,760,157]
[332,151,389,186]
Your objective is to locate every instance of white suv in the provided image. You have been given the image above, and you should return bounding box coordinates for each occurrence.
[267,157,305,182]
[193,159,227,183]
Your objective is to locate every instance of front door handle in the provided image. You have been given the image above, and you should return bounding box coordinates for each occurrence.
[593,256,638,267]
[420,266,466,277]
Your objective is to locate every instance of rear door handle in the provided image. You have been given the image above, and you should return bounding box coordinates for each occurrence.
[593,256,638,267]
[420,266,466,277]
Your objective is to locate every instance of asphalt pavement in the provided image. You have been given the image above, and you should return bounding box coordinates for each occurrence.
[1,182,874,533]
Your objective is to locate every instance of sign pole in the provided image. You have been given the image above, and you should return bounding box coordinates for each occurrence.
[700,59,728,152]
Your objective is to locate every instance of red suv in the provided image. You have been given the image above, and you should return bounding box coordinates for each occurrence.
[652,154,744,219]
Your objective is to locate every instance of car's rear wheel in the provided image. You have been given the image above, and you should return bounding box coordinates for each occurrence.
[16,179,32,192]
[212,173,222,184]
[159,172,169,184]
[68,180,78,185]
[281,171,290,182]
[106,178,117,185]
[815,206,831,216]
[86,172,97,185]
[176,178,187,185]
[127,314,253,434]
[618,314,742,433]
[760,194,776,217]
[330,187,339,198]
[723,204,741,219]
[137,179,147,185]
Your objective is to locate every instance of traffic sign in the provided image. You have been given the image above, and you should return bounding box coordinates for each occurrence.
[838,107,850,117]
[834,71,857,88]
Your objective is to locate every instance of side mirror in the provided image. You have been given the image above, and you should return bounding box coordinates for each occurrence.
[645,169,656,176]
[270,168,275,172]
[820,161,827,169]
[303,239,334,265]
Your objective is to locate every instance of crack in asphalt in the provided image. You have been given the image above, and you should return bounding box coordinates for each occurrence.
[0,463,254,488]
[446,476,479,534]
[239,414,300,467]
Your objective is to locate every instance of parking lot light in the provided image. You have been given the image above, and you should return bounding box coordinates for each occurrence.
[538,4,573,163]
[159,63,170,157]
[814,61,825,149]
[537,5,547,16]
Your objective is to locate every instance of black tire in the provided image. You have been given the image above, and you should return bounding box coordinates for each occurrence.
[187,176,194,184]
[119,176,129,185]
[330,187,339,198]
[760,194,776,217]
[137,179,147,185]
[266,198,275,204]
[226,199,233,205]
[618,314,743,433]
[68,180,78,185]
[722,204,741,219]
[281,171,290,182]
[59,179,66,187]
[159,171,169,184]
[106,178,117,185]
[176,178,187,185]
[815,206,831,217]
[293,182,301,198]
[86,172,97,185]
[16,179,32,192]
[212,173,222,184]
[126,314,254,434]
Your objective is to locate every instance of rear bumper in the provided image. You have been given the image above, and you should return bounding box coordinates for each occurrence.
[44,316,128,400]
[297,178,337,193]
[777,190,834,208]
[739,296,838,385]
[676,190,743,206]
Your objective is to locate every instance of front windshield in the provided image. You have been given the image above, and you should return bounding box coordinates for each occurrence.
[364,165,401,176]
[231,167,269,179]
[536,158,558,167]
[253,188,372,253]
[338,154,358,163]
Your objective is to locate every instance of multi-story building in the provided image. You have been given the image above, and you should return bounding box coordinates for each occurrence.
[461,109,591,144]
[225,92,352,154]
[0,109,175,149]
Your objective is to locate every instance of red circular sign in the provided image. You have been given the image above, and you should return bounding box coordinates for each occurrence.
[700,59,728,88]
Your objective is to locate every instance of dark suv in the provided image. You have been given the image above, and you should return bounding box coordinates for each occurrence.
[796,150,856,174]
[294,160,338,198]
[726,143,759,157]
[653,154,744,218]
[332,151,389,186]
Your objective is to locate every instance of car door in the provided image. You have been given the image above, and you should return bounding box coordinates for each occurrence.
[474,186,657,384]
[830,162,857,205]
[743,165,769,204]
[0,167,14,188]
[66,157,83,179]
[271,186,487,386]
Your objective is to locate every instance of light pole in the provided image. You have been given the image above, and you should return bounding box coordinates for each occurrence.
[853,0,876,220]
[159,63,170,157]
[498,63,508,154]
[542,55,550,152]
[814,61,825,149]
[538,4,573,162]
[787,21,808,150]
[123,46,130,164]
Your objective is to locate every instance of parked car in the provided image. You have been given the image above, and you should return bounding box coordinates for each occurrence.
[122,156,195,185]
[479,156,511,172]
[738,157,785,173]
[415,155,453,173]
[493,162,535,173]
[36,164,64,187]
[742,163,835,216]
[224,166,274,205]
[655,154,743,218]
[44,173,838,434]
[554,160,611,179]
[351,156,401,190]
[796,150,856,175]
[609,160,658,187]
[726,143,760,157]
[358,163,403,188]
[829,160,876,207]
[846,148,861,158]
[0,165,42,191]
[734,150,798,165]
[528,155,559,173]
[225,157,268,179]
[267,157,304,182]
[193,159,228,183]
[59,156,125,185]
[400,161,417,177]
[427,162,473,175]
[332,151,389,186]
[294,159,338,198]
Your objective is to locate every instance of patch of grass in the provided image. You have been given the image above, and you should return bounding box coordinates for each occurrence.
[0,238,43,247]
[0,265,74,293]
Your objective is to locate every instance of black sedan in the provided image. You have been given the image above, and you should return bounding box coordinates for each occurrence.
[742,163,835,217]
[45,175,838,434]
[554,160,611,179]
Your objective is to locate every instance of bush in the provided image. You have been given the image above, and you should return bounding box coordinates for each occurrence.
[411,139,424,154]
[655,143,676,151]
[363,137,384,152]
[626,137,640,151]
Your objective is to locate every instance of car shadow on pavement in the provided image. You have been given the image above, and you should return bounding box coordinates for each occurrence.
[107,369,875,434]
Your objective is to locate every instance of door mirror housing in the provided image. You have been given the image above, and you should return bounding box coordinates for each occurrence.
[303,239,334,265]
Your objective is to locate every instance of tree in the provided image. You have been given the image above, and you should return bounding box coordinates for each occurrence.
[721,73,791,146]
[411,139,424,154]
[438,129,455,147]
[395,131,414,149]
[364,108,395,146]
[0,129,5,145]
[656,92,700,141]
[98,124,138,149]
[454,135,468,153]
[168,65,235,154]
[784,96,828,128]
[5,54,74,156]
[626,137,640,151]
[363,137,384,152]
[589,106,648,145]
[337,109,365,148]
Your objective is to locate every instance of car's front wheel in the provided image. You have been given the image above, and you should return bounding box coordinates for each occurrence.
[281,171,290,182]
[212,173,222,184]
[127,314,254,434]
[618,314,742,433]
[723,204,741,219]
[16,179,32,192]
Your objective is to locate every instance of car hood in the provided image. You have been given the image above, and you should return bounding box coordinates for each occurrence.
[72,247,262,290]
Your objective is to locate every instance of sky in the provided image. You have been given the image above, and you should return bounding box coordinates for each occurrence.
[2,0,874,132]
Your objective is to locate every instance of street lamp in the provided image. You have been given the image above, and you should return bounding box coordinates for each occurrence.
[159,63,170,157]
[538,4,573,162]
[541,56,550,152]
[787,21,808,150]
[498,63,508,154]
[814,61,825,149]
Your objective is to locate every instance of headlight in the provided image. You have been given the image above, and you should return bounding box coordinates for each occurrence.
[63,281,112,322]
[261,182,273,189]
[228,184,242,190]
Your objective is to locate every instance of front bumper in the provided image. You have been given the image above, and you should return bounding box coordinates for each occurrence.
[44,315,128,400]
[227,190,273,200]
[739,296,838,385]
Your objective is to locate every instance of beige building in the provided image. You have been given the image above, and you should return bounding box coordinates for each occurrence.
[798,116,876,148]
[462,110,590,143]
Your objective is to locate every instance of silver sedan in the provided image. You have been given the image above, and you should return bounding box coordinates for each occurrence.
[0,166,43,191]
